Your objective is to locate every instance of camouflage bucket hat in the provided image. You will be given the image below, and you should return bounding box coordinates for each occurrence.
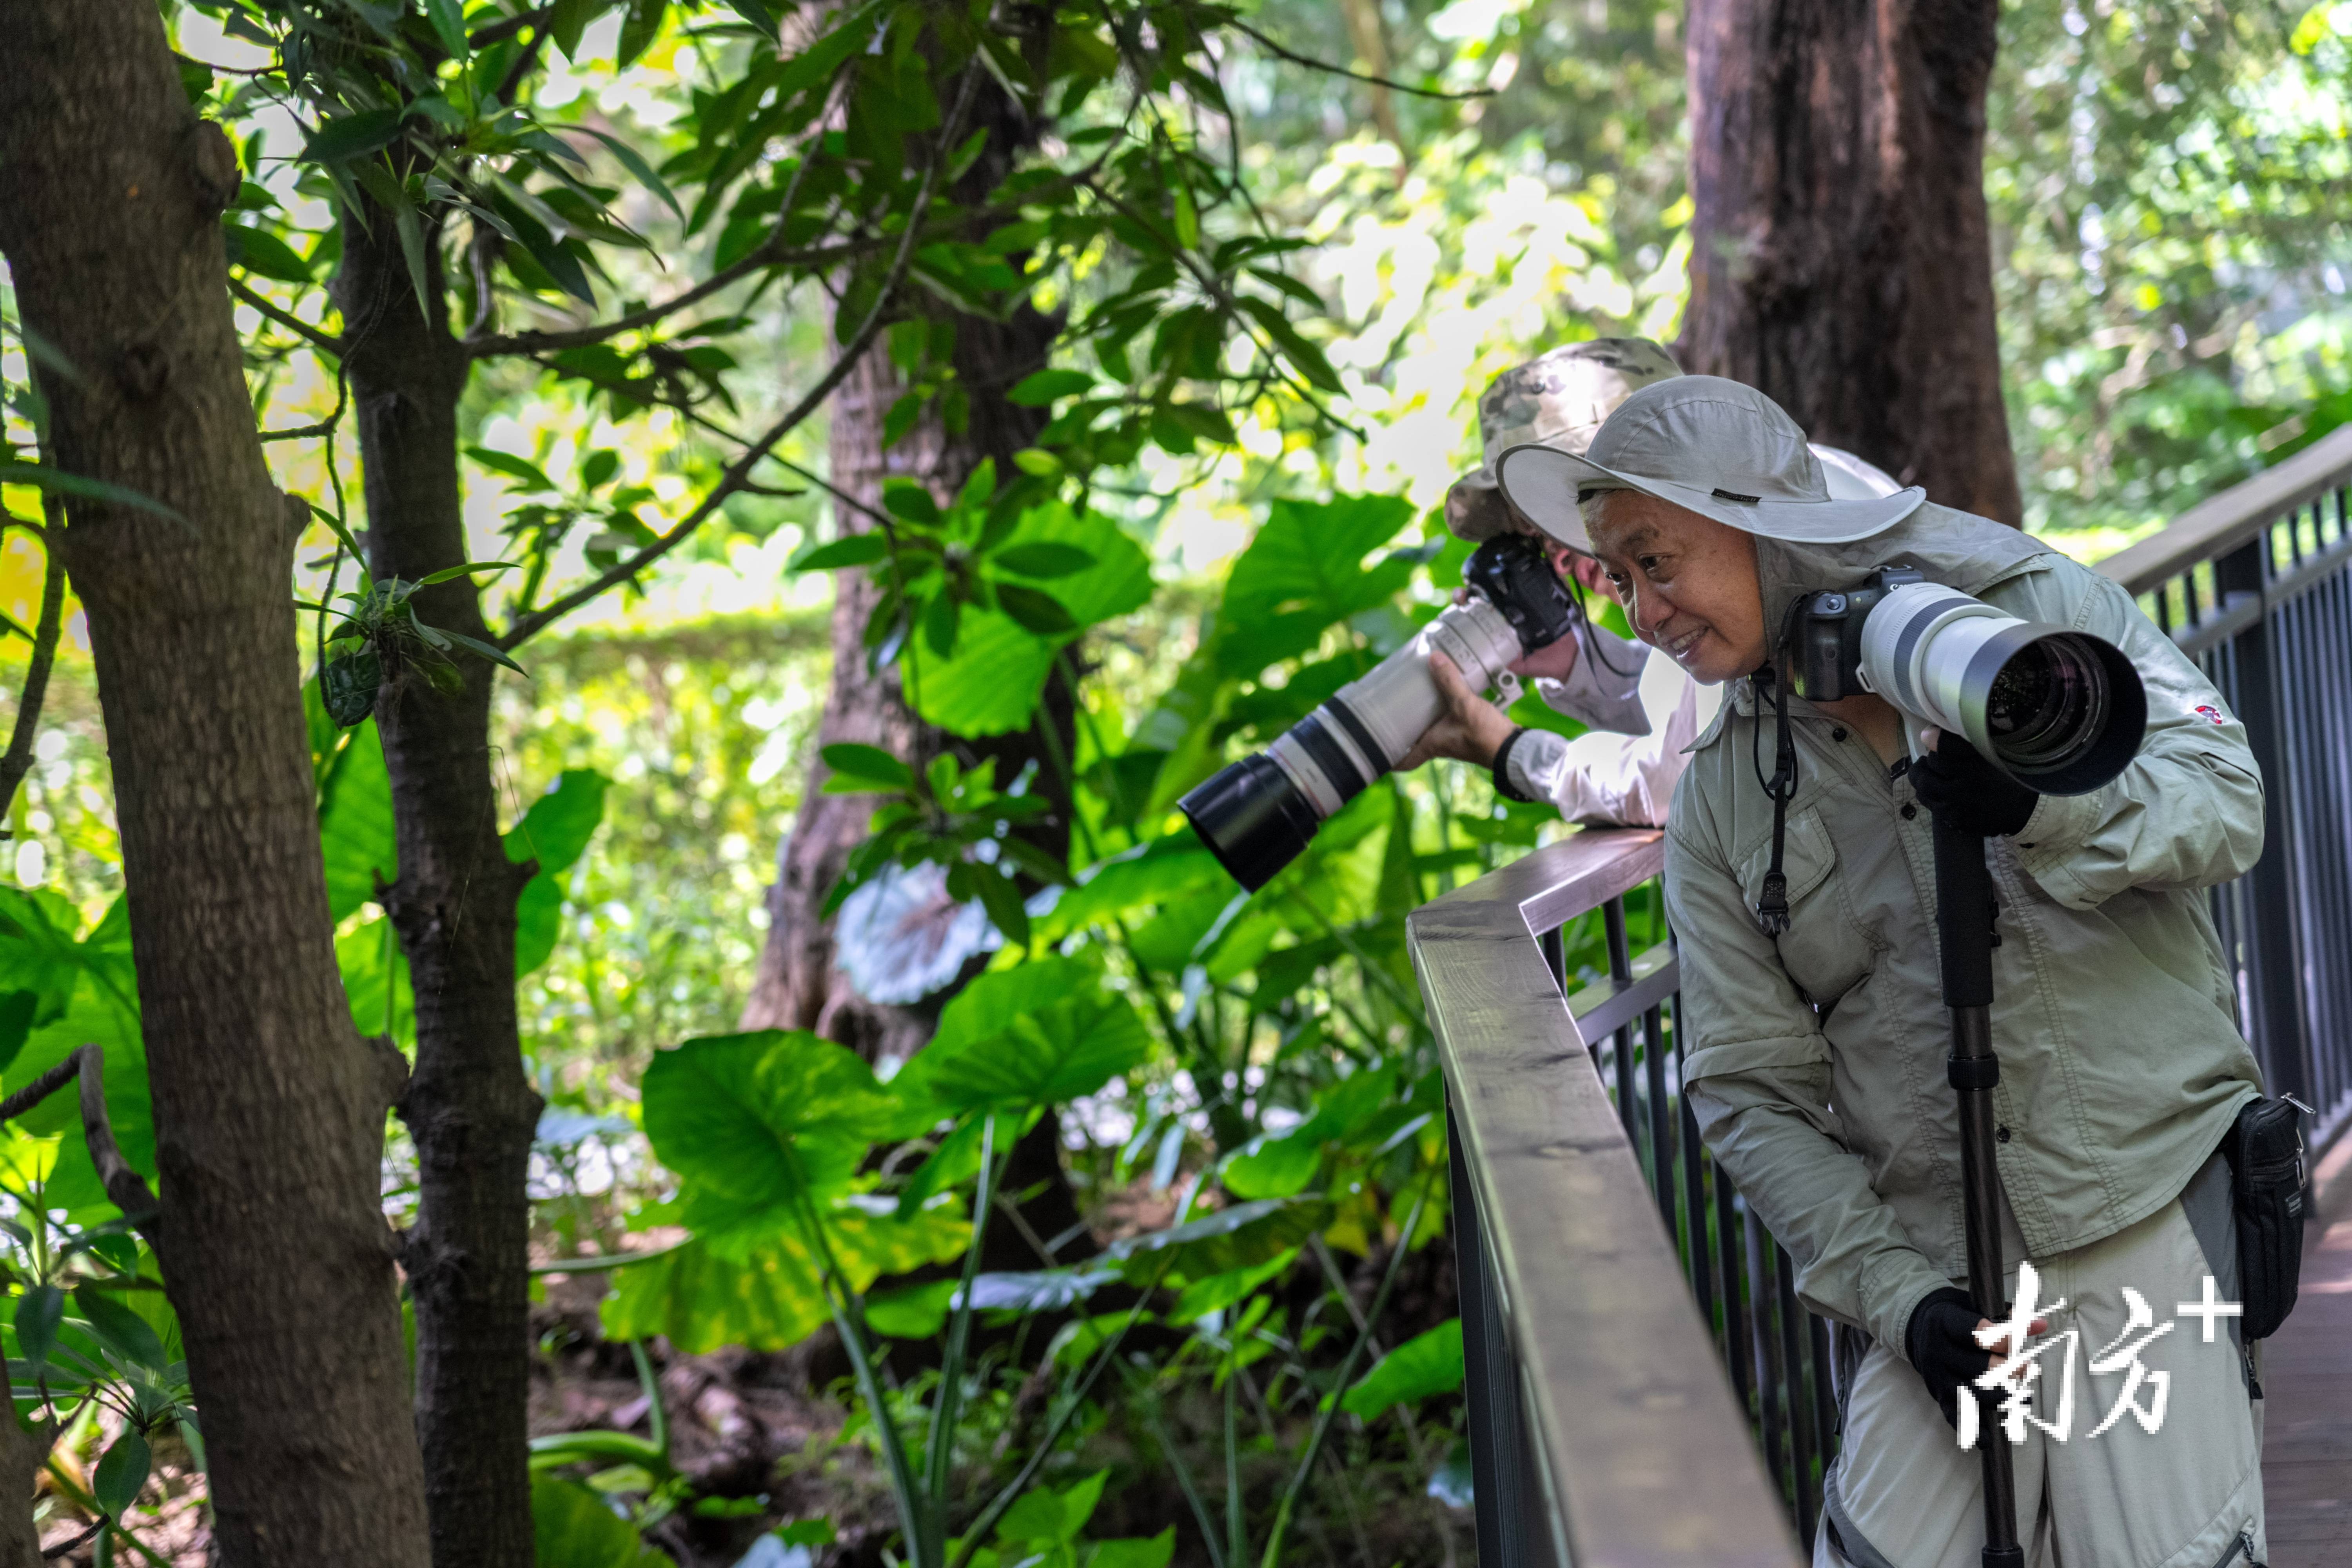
[1443,338,1684,543]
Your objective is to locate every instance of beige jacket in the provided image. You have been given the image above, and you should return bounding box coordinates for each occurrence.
[1666,503,2265,1354]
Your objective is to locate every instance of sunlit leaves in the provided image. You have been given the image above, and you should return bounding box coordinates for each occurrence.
[532,1476,677,1568]
[1215,495,1419,675]
[640,1031,922,1221]
[892,957,1152,1114]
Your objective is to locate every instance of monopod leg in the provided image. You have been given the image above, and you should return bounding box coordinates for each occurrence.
[1929,811,2025,1568]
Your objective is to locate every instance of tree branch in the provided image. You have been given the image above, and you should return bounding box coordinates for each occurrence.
[227,276,341,357]
[1226,20,1493,100]
[0,499,65,821]
[499,77,975,651]
[463,231,896,359]
[0,1045,160,1235]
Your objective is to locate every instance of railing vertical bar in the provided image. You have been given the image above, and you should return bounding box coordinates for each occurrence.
[1677,996,1721,1359]
[1538,923,1565,997]
[1746,1207,1791,1504]
[2216,535,2314,1106]
[1719,1173,1754,1419]
[1775,1243,1818,1543]
[1643,998,1675,1239]
[1446,1100,1531,1568]
[1603,897,1640,1152]
[1808,1313,1839,1497]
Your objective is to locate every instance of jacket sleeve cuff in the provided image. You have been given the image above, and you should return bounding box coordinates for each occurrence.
[1861,1250,1961,1356]
[2011,787,2110,896]
[1495,727,1562,804]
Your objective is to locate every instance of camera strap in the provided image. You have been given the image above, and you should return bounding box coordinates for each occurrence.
[1752,648,1800,936]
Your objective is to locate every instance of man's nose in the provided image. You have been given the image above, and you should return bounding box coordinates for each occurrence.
[1628,589,1670,641]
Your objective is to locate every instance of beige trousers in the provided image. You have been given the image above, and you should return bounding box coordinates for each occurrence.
[1816,1154,2267,1568]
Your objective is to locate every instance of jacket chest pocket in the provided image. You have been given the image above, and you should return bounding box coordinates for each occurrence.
[1740,806,1870,1005]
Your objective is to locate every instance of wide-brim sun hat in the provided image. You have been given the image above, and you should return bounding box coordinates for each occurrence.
[1495,376,1926,552]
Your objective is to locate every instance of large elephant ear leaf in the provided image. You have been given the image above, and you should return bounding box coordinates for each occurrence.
[641,1031,928,1216]
[598,1203,965,1352]
[892,957,1152,1113]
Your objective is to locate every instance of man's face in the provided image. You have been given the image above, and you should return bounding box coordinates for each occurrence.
[1584,492,1769,683]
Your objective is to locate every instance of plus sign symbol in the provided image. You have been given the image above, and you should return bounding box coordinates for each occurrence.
[2176,1275,2245,1342]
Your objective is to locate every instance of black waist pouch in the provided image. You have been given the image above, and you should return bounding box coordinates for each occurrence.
[2225,1094,2309,1341]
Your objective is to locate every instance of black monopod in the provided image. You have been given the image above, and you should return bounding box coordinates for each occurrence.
[1929,809,2025,1568]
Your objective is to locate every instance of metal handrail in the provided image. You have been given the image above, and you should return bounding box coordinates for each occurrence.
[2098,423,2352,597]
[2091,427,2352,1154]
[1407,828,1802,1568]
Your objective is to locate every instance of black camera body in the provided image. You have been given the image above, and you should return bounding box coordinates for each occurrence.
[1463,534,1580,655]
[1787,564,1923,702]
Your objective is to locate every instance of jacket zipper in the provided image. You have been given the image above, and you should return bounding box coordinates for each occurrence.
[2210,1524,2263,1568]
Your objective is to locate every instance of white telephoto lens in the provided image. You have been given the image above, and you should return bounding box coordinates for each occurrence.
[1318,597,1523,780]
[1858,580,2145,793]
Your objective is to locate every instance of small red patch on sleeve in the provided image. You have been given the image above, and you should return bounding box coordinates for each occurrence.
[2195,704,2227,725]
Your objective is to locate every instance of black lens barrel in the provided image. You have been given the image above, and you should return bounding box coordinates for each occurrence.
[1180,753,1322,893]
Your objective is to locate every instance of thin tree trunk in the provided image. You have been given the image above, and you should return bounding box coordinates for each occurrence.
[0,1415,37,1568]
[1678,0,2022,523]
[334,212,540,1568]
[0,5,434,1565]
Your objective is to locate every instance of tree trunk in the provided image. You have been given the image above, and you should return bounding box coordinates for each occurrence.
[1678,0,2022,523]
[333,213,540,1568]
[0,5,434,1565]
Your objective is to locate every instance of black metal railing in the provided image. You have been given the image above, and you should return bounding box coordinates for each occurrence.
[2100,422,2352,1151]
[1408,830,1806,1566]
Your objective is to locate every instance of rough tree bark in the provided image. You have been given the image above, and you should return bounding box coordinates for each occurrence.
[0,5,436,1564]
[332,214,541,1568]
[1678,0,2022,523]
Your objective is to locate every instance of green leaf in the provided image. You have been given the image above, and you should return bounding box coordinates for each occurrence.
[1215,494,1418,675]
[614,0,668,68]
[1007,368,1094,406]
[506,771,609,976]
[1237,297,1341,393]
[0,463,187,528]
[641,1032,925,1219]
[580,450,621,490]
[962,1264,1118,1313]
[998,1470,1108,1545]
[425,0,470,59]
[416,560,519,587]
[438,628,530,677]
[892,958,1151,1113]
[318,719,396,923]
[15,1283,62,1368]
[1169,1249,1296,1322]
[220,222,315,284]
[532,1476,676,1568]
[92,1429,150,1519]
[599,1203,964,1351]
[1339,1318,1465,1421]
[791,534,889,572]
[548,0,608,58]
[579,128,684,222]
[75,1282,169,1372]
[819,742,913,790]
[1085,1530,1177,1568]
[880,478,940,526]
[776,1521,836,1548]
[864,1277,957,1338]
[909,503,1152,737]
[303,108,404,165]
[991,542,1096,579]
[467,447,560,492]
[1105,1198,1326,1286]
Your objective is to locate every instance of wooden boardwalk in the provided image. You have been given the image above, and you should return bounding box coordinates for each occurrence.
[2264,1138,2352,1567]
